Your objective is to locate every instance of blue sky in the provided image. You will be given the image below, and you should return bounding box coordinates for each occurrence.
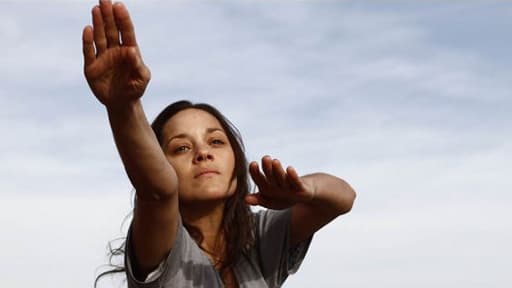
[0,1,511,287]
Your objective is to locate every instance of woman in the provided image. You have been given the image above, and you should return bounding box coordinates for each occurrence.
[84,1,356,287]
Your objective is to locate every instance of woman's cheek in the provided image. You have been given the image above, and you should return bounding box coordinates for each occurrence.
[228,178,237,195]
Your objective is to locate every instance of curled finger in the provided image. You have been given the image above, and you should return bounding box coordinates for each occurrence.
[249,161,268,191]
[271,159,288,188]
[261,155,275,186]
[286,166,305,191]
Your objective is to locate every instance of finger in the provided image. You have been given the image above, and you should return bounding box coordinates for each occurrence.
[82,26,95,67]
[113,2,137,46]
[286,166,305,191]
[271,159,288,188]
[99,0,120,48]
[92,5,107,54]
[261,155,275,186]
[249,161,268,191]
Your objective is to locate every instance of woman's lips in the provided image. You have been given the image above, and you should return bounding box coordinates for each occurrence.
[194,170,220,178]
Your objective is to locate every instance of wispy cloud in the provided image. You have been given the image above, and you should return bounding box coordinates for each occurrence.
[0,1,510,287]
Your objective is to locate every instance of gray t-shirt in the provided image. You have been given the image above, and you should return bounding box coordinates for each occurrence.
[125,208,313,288]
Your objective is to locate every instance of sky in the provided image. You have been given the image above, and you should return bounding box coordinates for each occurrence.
[0,1,511,287]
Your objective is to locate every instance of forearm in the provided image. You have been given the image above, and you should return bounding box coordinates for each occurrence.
[288,173,356,245]
[301,173,356,217]
[107,100,178,200]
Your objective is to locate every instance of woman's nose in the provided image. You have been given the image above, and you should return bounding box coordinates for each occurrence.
[194,146,213,163]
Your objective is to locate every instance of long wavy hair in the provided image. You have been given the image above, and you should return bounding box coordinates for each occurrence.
[95,100,254,287]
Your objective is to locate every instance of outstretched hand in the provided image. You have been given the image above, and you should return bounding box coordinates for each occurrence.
[82,0,150,107]
[246,156,316,210]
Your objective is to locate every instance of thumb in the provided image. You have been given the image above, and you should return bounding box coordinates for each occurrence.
[127,47,151,81]
[245,194,259,206]
[245,193,273,208]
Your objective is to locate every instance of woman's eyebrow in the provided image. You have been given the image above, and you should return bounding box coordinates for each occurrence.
[168,133,188,141]
[164,133,189,149]
[164,128,225,147]
[206,127,224,134]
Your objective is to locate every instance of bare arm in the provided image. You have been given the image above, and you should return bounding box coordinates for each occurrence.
[107,102,180,278]
[246,156,356,246]
[289,173,355,246]
[82,0,179,278]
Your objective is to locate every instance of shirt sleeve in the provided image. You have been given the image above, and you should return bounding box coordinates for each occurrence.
[125,217,210,288]
[255,208,313,287]
[124,216,185,288]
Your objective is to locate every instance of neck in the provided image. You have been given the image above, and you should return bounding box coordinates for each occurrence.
[180,200,226,255]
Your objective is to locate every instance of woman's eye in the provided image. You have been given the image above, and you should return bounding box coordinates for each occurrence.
[211,139,225,145]
[174,146,190,153]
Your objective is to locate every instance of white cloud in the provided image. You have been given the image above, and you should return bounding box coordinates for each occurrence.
[0,1,510,287]
[0,194,133,288]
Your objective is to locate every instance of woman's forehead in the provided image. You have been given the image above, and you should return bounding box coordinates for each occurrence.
[163,108,225,135]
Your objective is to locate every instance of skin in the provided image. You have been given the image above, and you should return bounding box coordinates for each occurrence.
[161,109,237,205]
[83,1,356,285]
[161,108,237,256]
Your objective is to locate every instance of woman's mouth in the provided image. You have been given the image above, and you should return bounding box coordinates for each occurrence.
[194,169,220,178]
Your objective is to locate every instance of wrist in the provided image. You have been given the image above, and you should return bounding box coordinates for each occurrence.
[106,99,152,136]
[106,99,142,118]
[300,176,318,204]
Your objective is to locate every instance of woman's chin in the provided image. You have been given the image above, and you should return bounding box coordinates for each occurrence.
[179,187,234,203]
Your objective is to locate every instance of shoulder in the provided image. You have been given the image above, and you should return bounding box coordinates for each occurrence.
[125,216,221,287]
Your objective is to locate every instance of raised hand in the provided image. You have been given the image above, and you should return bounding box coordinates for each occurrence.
[82,0,150,107]
[246,156,316,210]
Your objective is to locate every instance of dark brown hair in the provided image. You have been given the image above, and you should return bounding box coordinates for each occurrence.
[95,100,254,287]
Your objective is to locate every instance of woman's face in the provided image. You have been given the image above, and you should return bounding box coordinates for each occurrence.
[161,108,237,203]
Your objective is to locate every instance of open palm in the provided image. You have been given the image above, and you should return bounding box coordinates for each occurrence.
[82,1,150,107]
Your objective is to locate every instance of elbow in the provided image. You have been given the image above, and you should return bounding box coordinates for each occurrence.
[338,181,356,215]
[133,178,179,202]
[345,189,357,214]
[128,167,179,201]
